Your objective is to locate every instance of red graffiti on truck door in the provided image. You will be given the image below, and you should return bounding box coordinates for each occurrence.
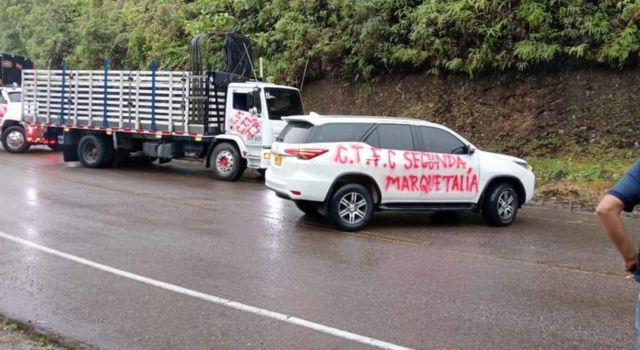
[231,111,261,139]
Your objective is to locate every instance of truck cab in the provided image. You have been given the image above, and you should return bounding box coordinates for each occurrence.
[223,82,304,170]
[0,85,30,153]
[1,84,61,153]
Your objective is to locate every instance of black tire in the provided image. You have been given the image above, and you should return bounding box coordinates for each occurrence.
[294,201,320,216]
[77,134,114,168]
[1,126,31,153]
[210,143,246,181]
[328,184,374,231]
[482,183,519,227]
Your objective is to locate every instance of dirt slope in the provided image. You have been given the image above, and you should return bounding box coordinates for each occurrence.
[302,69,640,158]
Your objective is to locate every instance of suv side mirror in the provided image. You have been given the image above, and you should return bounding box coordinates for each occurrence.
[467,145,476,155]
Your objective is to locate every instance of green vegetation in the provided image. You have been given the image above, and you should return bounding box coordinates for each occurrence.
[1,1,640,83]
[527,150,635,208]
[0,314,69,349]
[530,157,631,183]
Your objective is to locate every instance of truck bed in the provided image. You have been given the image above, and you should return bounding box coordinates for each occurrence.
[22,69,226,137]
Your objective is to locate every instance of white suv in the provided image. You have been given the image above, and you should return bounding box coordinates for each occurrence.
[265,115,535,231]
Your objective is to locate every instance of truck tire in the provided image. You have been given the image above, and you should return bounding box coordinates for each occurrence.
[77,134,114,168]
[482,182,519,227]
[210,143,246,181]
[1,126,31,153]
[328,184,374,231]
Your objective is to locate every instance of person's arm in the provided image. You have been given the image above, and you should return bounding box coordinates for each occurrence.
[597,195,638,272]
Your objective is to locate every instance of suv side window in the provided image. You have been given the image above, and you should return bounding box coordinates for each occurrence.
[364,128,381,148]
[0,93,6,105]
[309,123,372,143]
[420,126,466,154]
[368,124,414,150]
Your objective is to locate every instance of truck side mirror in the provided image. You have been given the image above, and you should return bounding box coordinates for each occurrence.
[248,87,261,115]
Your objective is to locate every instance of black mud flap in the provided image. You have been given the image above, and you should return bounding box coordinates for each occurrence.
[63,130,81,162]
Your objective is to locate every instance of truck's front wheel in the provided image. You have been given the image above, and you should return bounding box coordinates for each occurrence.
[1,126,31,153]
[210,143,246,181]
[78,134,114,168]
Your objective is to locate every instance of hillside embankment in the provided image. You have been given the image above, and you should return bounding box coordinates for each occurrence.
[302,69,640,210]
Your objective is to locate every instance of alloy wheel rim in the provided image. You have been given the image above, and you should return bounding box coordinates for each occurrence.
[216,150,235,175]
[7,131,24,150]
[497,190,516,221]
[338,192,367,225]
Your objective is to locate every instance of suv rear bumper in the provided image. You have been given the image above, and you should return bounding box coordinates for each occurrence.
[265,168,331,202]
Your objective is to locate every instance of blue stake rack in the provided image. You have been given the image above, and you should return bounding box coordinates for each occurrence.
[103,58,109,128]
[60,61,66,125]
[151,60,157,131]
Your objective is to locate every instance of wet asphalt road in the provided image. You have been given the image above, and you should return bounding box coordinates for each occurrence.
[0,146,637,349]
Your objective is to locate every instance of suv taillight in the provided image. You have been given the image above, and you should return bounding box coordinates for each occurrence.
[284,148,328,160]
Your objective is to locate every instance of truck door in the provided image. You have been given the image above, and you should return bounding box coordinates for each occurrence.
[227,88,263,148]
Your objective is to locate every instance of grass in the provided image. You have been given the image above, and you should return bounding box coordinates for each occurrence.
[527,153,635,209]
[0,315,70,350]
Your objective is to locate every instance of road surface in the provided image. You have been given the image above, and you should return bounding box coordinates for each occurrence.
[0,147,636,349]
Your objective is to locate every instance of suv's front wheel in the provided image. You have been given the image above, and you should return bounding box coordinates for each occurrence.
[482,183,518,226]
[328,184,374,231]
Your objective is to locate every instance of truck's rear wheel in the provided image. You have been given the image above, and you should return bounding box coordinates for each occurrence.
[1,126,31,153]
[210,143,246,181]
[78,134,114,168]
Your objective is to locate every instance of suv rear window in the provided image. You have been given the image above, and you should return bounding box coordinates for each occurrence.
[279,121,314,143]
[309,123,372,143]
[278,122,372,143]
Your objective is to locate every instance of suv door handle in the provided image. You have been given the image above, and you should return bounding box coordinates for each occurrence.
[366,156,380,161]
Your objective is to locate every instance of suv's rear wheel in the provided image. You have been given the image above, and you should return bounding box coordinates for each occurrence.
[482,183,518,226]
[1,126,31,153]
[328,184,374,231]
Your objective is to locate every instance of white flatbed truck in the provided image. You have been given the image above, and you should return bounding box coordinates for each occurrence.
[19,33,304,181]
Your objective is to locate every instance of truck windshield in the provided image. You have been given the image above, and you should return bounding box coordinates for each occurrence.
[264,88,304,121]
[8,92,21,102]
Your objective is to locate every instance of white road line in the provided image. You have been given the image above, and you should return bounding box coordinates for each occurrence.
[0,230,415,350]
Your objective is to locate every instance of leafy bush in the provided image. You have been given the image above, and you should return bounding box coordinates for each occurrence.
[1,0,640,82]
